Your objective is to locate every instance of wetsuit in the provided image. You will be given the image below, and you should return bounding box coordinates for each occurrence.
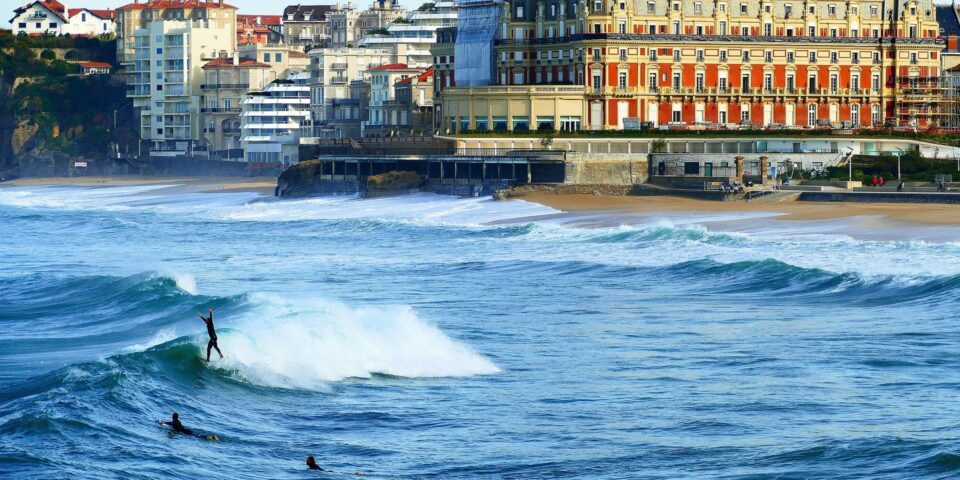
[202,313,223,362]
[164,418,194,436]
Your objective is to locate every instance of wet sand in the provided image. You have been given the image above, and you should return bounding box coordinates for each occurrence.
[3,176,277,196]
[516,192,960,226]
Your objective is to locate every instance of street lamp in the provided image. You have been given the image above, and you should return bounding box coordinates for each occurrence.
[846,147,855,182]
[895,147,903,181]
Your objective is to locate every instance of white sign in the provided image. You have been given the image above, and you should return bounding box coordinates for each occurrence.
[74,161,88,168]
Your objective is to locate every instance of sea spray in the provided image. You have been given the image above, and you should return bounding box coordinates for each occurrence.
[209,294,500,389]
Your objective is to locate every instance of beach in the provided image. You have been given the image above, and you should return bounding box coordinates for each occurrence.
[513,191,960,225]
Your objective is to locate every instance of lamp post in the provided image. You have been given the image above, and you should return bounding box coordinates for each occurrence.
[895,147,903,181]
[847,147,854,182]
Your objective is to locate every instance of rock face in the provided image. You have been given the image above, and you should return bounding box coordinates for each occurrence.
[365,171,422,198]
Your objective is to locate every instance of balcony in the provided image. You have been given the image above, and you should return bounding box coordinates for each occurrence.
[331,63,348,70]
[330,77,348,84]
[201,84,251,90]
[200,107,242,113]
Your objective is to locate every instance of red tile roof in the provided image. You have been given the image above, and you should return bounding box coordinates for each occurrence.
[202,57,271,68]
[68,8,116,19]
[287,50,308,59]
[79,61,112,68]
[369,63,415,71]
[14,0,68,21]
[396,67,433,84]
[118,0,236,11]
[947,64,960,73]
[237,14,281,25]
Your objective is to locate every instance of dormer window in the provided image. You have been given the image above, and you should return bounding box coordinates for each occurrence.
[287,14,294,20]
[740,3,747,13]
[517,6,524,17]
[304,13,311,21]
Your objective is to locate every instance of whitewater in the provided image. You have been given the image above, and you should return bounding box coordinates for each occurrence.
[2,184,960,479]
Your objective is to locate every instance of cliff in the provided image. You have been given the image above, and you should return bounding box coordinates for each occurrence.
[0,32,136,177]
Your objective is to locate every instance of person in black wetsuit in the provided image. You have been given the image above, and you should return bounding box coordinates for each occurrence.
[159,412,219,441]
[160,412,193,435]
[197,307,223,362]
[306,456,325,471]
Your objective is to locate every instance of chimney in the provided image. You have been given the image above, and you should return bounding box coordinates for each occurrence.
[233,51,239,66]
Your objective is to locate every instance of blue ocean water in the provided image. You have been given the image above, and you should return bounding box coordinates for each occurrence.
[2,184,960,479]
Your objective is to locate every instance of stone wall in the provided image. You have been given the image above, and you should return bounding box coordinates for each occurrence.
[564,153,649,185]
[799,192,960,203]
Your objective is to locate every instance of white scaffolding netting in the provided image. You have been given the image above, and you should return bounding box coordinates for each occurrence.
[454,0,502,87]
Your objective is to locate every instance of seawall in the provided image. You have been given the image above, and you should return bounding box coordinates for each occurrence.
[799,191,960,203]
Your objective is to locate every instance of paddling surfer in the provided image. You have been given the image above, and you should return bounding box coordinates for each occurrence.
[159,412,219,441]
[198,307,223,362]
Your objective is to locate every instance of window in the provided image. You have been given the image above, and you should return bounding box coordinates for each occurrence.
[275,53,282,62]
[764,51,772,63]
[741,103,750,122]
[649,72,658,90]
[871,104,880,125]
[872,75,880,91]
[785,4,793,16]
[830,28,837,37]
[910,52,918,64]
[764,23,771,36]
[720,21,727,33]
[156,48,162,54]
[650,49,658,61]
[673,72,681,88]
[719,76,728,91]
[909,25,917,38]
[648,24,656,34]
[594,24,601,34]
[742,26,749,35]
[694,2,702,13]
[264,53,270,62]
[808,104,817,124]
[764,73,772,91]
[764,4,770,13]
[851,6,858,15]
[696,25,703,35]
[517,5,524,17]
[647,2,655,13]
[696,73,705,92]
[618,71,627,88]
[673,49,681,61]
[719,3,725,12]
[720,50,727,62]
[672,104,681,122]
[673,2,680,11]
[593,49,601,60]
[830,52,838,63]
[740,3,747,14]
[742,50,750,62]
[696,50,704,62]
[618,21,626,33]
[828,4,836,16]
[851,74,860,91]
[18,23,25,28]
[619,49,628,61]
[808,26,815,36]
[829,74,838,92]
[851,52,859,64]
[870,6,878,17]
[786,74,795,91]
[741,74,750,90]
[673,21,681,35]
[873,52,880,64]
[809,51,817,62]
[808,74,817,91]
[156,85,162,91]
[787,51,795,63]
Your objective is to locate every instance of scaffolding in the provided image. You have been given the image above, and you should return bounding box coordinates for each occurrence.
[896,75,960,130]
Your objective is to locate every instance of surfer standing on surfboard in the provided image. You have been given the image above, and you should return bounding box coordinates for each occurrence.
[197,307,223,362]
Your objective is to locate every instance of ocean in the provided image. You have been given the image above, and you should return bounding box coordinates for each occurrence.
[1,184,959,479]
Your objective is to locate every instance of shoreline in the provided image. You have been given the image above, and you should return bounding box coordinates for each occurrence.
[513,192,960,226]
[1,175,278,196]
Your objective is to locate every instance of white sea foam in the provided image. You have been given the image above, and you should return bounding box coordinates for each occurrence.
[209,295,500,389]
[169,273,198,295]
[124,328,178,353]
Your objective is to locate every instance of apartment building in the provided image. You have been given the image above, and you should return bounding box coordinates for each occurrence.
[237,14,282,45]
[200,55,273,157]
[281,4,335,47]
[437,0,944,132]
[327,0,407,47]
[241,72,312,165]
[359,0,457,67]
[364,63,426,136]
[117,0,237,154]
[237,43,310,77]
[305,46,402,138]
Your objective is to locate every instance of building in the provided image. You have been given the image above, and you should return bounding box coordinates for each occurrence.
[358,0,457,68]
[201,55,273,157]
[11,1,117,36]
[305,46,401,138]
[78,60,112,74]
[436,0,944,133]
[241,72,312,165]
[327,0,407,47]
[365,63,424,136]
[237,14,282,44]
[237,43,310,78]
[65,8,117,36]
[280,4,335,47]
[10,0,69,35]
[117,0,238,155]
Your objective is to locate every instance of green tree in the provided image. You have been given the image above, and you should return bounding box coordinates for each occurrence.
[40,49,56,60]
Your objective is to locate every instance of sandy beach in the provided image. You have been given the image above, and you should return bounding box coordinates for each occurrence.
[2,176,278,196]
[515,191,960,226]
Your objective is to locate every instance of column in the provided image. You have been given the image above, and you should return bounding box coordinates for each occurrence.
[735,155,744,180]
[759,155,769,184]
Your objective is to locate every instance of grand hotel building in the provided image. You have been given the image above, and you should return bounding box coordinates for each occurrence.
[435,0,944,132]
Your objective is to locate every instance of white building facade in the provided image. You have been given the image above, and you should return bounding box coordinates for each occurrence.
[10,0,68,35]
[241,73,312,165]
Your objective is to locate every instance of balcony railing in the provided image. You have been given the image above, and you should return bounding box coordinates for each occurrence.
[200,107,242,113]
[331,63,348,69]
[201,84,250,90]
